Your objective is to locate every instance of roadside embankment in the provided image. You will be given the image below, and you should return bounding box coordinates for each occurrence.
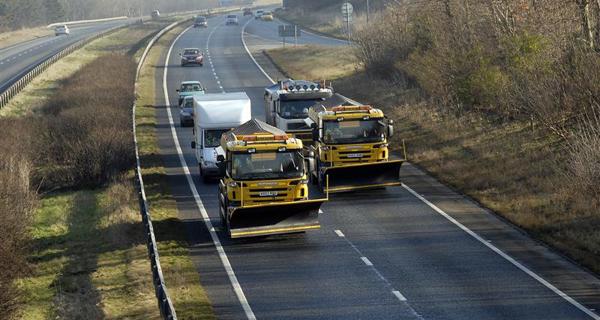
[0,20,177,319]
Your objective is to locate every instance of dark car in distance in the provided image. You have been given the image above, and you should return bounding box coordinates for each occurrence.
[180,48,204,66]
[194,16,208,28]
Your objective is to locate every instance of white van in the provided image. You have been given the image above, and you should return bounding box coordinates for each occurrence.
[191,92,251,181]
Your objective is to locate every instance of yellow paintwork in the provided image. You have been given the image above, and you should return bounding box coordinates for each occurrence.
[223,177,309,206]
[230,224,320,238]
[317,141,389,165]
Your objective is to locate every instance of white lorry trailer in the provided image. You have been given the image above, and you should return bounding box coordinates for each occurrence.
[191,92,251,182]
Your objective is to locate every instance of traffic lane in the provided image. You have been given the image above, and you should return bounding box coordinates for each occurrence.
[207,16,270,119]
[245,16,347,47]
[165,21,422,320]
[159,18,253,320]
[324,188,592,320]
[400,162,600,312]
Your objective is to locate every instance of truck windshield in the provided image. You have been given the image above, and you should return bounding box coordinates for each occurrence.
[279,99,320,119]
[204,129,228,148]
[323,119,386,144]
[231,151,304,180]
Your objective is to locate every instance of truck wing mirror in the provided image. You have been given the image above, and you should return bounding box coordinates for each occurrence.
[217,155,225,162]
[387,124,394,138]
[312,127,319,142]
[191,141,196,149]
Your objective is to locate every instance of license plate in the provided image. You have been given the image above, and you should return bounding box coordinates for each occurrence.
[346,153,363,158]
[259,191,278,197]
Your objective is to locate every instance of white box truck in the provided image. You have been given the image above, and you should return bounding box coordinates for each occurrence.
[191,92,252,181]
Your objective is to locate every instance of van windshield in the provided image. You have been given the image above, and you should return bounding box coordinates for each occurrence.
[204,129,228,148]
[181,83,202,92]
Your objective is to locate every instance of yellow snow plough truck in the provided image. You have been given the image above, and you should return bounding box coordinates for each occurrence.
[216,119,328,238]
[306,105,405,193]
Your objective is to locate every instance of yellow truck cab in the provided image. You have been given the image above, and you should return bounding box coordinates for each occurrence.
[307,105,404,193]
[217,119,326,238]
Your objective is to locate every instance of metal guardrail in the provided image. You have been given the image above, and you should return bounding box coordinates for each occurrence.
[132,16,197,320]
[0,23,132,110]
[47,16,128,28]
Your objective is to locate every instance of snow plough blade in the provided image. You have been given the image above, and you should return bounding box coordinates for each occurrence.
[227,199,325,239]
[322,160,403,193]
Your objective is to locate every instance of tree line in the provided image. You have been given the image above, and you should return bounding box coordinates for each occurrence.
[0,0,219,31]
[353,0,600,198]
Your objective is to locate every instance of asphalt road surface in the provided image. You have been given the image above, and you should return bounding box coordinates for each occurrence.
[153,12,600,320]
[0,19,133,92]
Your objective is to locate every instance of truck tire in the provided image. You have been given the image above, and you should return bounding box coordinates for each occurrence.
[200,165,210,183]
[218,189,229,233]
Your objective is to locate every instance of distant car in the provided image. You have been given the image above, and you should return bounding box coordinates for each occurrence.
[261,11,274,21]
[176,81,205,106]
[243,8,253,16]
[179,96,195,127]
[255,10,264,19]
[226,14,239,25]
[54,25,70,36]
[151,10,160,19]
[194,16,208,28]
[180,48,204,67]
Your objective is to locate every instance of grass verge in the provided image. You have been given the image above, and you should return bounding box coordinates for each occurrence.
[136,23,216,319]
[0,27,52,49]
[16,181,160,320]
[266,45,600,275]
[8,20,179,319]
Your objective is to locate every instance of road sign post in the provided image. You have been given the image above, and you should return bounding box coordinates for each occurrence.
[341,2,354,43]
[278,24,301,48]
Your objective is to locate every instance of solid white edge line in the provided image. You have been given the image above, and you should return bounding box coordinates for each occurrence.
[401,183,600,320]
[241,18,275,85]
[163,24,257,320]
[361,257,373,267]
[243,13,598,320]
[392,290,408,302]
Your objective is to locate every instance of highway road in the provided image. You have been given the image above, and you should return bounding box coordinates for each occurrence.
[0,19,133,92]
[153,12,600,320]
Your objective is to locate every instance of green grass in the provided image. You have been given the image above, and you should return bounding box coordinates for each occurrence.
[267,45,600,275]
[17,183,160,319]
[136,23,216,319]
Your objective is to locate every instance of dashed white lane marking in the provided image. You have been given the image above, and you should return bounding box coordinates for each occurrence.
[402,183,600,320]
[204,18,226,94]
[334,230,423,319]
[393,290,408,302]
[164,25,256,320]
[361,257,373,266]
